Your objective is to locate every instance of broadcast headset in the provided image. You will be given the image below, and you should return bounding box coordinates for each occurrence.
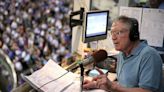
[129,17,140,41]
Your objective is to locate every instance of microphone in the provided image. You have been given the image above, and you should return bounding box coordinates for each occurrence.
[66,49,108,71]
[80,49,108,66]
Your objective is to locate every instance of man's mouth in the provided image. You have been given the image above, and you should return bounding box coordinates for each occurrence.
[114,42,119,45]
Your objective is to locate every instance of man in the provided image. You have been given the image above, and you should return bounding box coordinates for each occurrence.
[148,0,164,9]
[83,16,163,92]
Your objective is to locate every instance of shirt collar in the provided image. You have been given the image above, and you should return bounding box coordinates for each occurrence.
[131,40,147,56]
[121,40,147,58]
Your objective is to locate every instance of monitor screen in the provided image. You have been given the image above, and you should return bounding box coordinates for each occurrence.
[83,10,109,43]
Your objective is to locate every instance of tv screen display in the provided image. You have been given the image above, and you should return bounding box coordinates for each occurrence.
[83,10,109,43]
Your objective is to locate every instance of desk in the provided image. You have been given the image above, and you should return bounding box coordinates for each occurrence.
[12,59,116,92]
[12,72,116,92]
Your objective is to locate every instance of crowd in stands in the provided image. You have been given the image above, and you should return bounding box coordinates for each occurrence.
[0,0,73,88]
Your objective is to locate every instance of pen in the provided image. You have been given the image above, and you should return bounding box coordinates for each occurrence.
[95,68,104,75]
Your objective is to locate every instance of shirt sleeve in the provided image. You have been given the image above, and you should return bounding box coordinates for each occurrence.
[138,47,163,91]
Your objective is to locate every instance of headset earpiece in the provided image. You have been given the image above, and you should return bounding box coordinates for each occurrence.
[129,18,139,41]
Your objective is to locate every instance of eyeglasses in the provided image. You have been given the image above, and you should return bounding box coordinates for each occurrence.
[110,29,128,36]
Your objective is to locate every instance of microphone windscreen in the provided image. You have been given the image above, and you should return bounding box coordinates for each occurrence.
[92,49,108,63]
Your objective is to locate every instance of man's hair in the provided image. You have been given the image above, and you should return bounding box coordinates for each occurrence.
[113,15,140,41]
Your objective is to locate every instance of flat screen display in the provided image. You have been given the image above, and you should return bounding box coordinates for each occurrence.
[83,10,109,43]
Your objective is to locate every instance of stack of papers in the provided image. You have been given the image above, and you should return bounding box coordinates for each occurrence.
[23,59,106,92]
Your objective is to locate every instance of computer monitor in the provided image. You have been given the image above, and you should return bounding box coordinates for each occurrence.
[83,10,109,43]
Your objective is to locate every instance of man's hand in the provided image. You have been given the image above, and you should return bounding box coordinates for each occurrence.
[83,74,113,91]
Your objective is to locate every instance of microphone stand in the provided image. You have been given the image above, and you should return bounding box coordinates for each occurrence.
[79,63,84,92]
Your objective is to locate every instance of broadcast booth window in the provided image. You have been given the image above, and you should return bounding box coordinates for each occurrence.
[83,10,109,43]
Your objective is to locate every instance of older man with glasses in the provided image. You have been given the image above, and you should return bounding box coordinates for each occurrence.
[83,16,163,92]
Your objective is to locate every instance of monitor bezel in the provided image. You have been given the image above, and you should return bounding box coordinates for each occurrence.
[83,10,109,43]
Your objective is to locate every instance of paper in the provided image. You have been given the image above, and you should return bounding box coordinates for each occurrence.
[119,7,164,47]
[23,59,106,92]
[24,59,79,92]
[119,6,143,32]
[140,9,164,47]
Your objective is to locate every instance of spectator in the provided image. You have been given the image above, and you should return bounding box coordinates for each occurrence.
[0,0,73,88]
